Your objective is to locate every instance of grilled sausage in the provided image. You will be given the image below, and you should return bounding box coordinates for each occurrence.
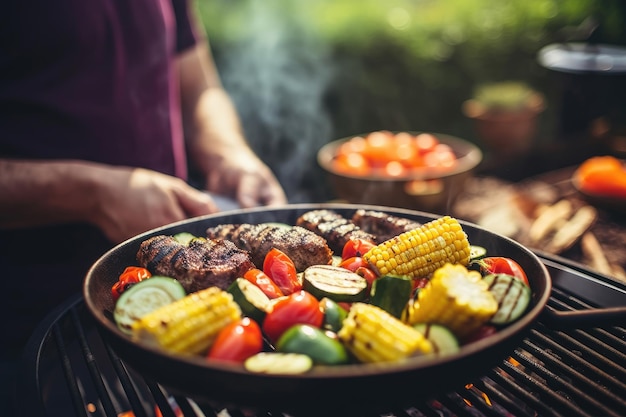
[351,209,421,243]
[295,209,376,253]
[205,223,333,272]
[136,235,254,293]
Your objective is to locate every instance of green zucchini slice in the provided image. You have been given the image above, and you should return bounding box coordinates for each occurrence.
[302,265,368,303]
[114,276,186,335]
[227,278,271,323]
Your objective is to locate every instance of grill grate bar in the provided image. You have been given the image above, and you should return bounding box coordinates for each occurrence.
[51,323,91,417]
[529,326,626,399]
[489,360,581,417]
[512,342,624,417]
[100,330,151,417]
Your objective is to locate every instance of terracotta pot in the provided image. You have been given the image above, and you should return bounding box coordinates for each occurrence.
[463,95,544,156]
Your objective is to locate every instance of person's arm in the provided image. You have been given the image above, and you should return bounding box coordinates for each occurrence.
[177,40,287,208]
[0,159,217,243]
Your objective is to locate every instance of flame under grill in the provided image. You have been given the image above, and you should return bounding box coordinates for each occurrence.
[17,256,626,417]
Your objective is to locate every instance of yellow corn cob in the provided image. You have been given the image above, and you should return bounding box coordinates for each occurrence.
[131,286,241,355]
[337,303,432,363]
[405,263,497,338]
[362,215,471,279]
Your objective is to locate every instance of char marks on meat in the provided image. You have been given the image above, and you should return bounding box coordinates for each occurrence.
[205,223,333,272]
[295,209,376,253]
[136,235,254,293]
[351,209,421,243]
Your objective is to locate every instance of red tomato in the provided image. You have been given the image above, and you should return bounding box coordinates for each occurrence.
[355,266,378,288]
[262,290,323,343]
[338,256,368,272]
[341,238,376,260]
[263,248,301,295]
[243,268,284,299]
[207,317,263,363]
[474,257,529,286]
[111,266,151,300]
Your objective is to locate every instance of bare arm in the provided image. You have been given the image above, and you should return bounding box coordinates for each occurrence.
[0,159,217,243]
[177,39,287,207]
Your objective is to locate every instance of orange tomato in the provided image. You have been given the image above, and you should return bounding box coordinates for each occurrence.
[574,156,626,198]
[332,152,370,176]
[415,133,439,155]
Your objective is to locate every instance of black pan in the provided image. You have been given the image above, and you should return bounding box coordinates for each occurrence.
[82,203,563,415]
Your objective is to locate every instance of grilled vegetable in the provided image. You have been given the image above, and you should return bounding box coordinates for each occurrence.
[472,256,529,285]
[207,317,263,363]
[369,275,413,319]
[413,323,460,356]
[245,352,313,374]
[130,287,241,355]
[338,303,432,363]
[319,297,348,333]
[111,266,152,301]
[482,273,531,324]
[262,290,324,343]
[363,216,471,279]
[276,324,348,365]
[405,263,498,339]
[227,278,272,323]
[114,276,185,334]
[243,268,284,299]
[263,248,301,295]
[302,264,368,303]
[469,245,487,261]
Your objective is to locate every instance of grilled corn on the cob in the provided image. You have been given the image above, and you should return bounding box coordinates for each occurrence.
[405,263,497,338]
[362,215,470,279]
[131,286,241,355]
[337,302,432,363]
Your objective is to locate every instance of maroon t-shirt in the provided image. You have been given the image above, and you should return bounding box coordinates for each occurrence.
[0,0,199,356]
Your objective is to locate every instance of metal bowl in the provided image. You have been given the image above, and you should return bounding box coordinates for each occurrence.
[317,133,483,214]
[84,203,548,416]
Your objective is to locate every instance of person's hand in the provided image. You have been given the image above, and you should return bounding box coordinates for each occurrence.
[205,148,288,208]
[90,167,219,243]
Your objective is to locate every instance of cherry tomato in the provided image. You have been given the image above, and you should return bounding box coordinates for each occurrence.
[341,238,376,260]
[111,266,151,300]
[243,268,284,299]
[474,257,529,286]
[207,317,263,363]
[338,256,368,272]
[262,290,323,343]
[355,266,378,289]
[263,248,301,295]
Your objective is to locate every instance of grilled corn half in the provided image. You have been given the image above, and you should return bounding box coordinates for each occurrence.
[405,263,497,338]
[338,302,432,363]
[131,286,241,355]
[363,215,470,279]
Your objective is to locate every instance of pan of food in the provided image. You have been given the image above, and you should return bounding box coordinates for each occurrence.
[82,203,607,415]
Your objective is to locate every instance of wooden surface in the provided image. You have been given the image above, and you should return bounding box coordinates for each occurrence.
[452,165,626,283]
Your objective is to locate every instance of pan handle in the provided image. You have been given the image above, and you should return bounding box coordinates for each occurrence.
[541,305,626,328]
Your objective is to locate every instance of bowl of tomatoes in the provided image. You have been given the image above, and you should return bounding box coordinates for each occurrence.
[317,131,483,213]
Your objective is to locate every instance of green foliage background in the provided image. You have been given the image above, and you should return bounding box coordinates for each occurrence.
[191,0,626,201]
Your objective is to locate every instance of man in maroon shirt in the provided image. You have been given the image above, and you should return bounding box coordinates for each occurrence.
[0,0,287,364]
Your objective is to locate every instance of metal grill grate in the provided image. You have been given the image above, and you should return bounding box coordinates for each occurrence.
[16,255,626,417]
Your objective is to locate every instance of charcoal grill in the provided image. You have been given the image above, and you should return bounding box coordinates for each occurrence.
[16,252,626,417]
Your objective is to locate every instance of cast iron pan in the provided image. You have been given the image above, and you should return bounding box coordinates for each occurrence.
[84,204,552,415]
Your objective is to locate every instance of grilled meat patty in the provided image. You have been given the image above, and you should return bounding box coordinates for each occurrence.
[136,235,254,293]
[295,209,376,253]
[351,209,421,243]
[205,223,333,272]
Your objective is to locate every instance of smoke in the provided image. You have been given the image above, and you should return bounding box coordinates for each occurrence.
[216,2,335,203]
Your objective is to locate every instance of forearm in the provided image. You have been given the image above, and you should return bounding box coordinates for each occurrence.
[0,159,106,229]
[178,43,255,174]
